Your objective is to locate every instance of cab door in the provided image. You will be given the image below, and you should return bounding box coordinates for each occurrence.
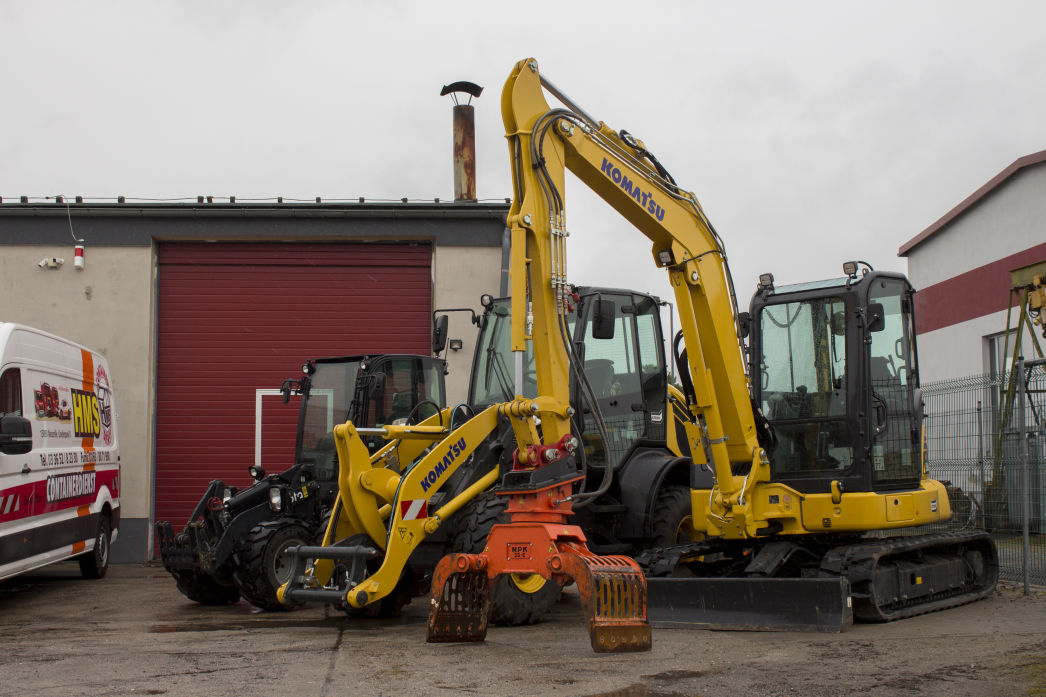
[577,293,666,469]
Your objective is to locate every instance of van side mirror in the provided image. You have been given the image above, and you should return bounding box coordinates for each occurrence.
[867,303,886,333]
[592,299,616,340]
[432,315,449,354]
[0,415,32,455]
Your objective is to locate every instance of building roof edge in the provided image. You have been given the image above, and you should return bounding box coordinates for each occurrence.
[898,149,1046,257]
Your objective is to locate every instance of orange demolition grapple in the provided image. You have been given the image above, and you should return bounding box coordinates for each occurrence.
[426,472,651,653]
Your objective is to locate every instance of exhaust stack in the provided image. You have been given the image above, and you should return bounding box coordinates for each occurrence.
[441,81,483,202]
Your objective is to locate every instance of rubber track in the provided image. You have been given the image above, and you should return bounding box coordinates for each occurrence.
[820,530,999,622]
[636,531,1000,624]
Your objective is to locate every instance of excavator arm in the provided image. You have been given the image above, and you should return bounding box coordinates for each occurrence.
[502,58,765,535]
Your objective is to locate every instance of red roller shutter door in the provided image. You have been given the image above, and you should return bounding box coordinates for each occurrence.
[154,242,431,531]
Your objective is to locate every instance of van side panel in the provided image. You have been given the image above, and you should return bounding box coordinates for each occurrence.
[0,325,120,581]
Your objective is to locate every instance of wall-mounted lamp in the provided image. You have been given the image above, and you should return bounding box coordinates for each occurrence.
[37,257,65,269]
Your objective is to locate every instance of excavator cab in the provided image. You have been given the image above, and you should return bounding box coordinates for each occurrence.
[747,267,922,495]
[469,287,667,472]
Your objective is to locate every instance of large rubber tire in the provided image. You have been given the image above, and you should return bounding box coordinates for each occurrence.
[169,569,241,605]
[452,493,562,626]
[649,484,701,547]
[235,524,310,611]
[78,515,111,579]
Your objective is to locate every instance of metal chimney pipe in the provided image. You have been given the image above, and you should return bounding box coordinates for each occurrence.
[441,81,484,202]
[452,104,477,201]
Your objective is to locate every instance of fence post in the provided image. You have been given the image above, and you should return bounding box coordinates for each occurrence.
[1018,355,1030,595]
[977,400,984,526]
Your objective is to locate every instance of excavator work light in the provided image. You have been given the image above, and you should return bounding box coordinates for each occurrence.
[758,273,774,289]
[657,248,675,266]
[843,261,858,278]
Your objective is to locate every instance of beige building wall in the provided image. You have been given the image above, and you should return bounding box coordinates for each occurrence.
[432,244,504,405]
[0,244,156,561]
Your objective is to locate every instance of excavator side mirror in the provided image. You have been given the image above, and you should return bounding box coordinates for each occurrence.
[279,378,298,404]
[592,299,616,340]
[867,303,886,333]
[432,315,449,354]
[737,312,751,339]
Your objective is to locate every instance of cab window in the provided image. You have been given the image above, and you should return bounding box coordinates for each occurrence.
[759,296,852,477]
[0,368,21,417]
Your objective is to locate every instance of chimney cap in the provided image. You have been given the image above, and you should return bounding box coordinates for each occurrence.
[440,81,483,99]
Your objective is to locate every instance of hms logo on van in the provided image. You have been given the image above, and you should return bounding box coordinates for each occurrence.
[46,472,97,503]
[71,389,102,439]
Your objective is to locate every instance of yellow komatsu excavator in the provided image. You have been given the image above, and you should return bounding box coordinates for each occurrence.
[277,58,998,648]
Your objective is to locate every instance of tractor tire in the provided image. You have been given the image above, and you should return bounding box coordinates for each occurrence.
[234,523,310,611]
[78,514,111,579]
[169,569,241,605]
[649,484,700,547]
[452,492,562,626]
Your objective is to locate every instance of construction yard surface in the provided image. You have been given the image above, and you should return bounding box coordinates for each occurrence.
[1,564,1044,697]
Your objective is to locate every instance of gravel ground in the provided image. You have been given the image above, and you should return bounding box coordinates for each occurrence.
[1,564,1044,697]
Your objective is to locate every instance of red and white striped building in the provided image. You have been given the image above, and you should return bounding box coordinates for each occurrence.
[899,149,1046,382]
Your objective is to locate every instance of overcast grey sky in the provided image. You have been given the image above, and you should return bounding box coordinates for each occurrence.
[3,1,1044,309]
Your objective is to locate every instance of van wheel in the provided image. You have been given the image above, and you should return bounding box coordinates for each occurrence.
[452,493,562,626]
[235,524,309,611]
[170,569,241,605]
[79,515,111,579]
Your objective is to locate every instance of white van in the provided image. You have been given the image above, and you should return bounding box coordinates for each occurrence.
[0,323,120,581]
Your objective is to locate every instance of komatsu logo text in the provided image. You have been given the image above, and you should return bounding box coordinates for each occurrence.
[420,437,467,492]
[600,158,666,221]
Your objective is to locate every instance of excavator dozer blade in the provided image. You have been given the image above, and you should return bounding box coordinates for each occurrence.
[646,577,853,632]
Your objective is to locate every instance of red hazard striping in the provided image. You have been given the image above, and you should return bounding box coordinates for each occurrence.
[399,499,428,521]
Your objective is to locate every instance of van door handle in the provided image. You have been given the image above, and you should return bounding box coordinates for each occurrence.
[21,464,31,474]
